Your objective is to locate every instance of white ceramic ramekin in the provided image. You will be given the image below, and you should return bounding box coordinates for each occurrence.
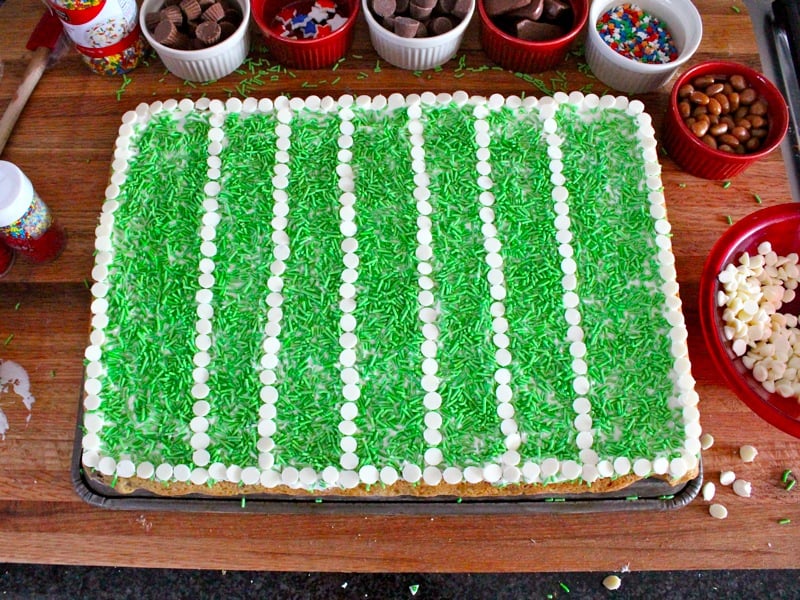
[362,0,475,71]
[139,0,250,82]
[585,0,702,94]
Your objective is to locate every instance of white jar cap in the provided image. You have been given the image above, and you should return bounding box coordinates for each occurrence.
[0,161,34,227]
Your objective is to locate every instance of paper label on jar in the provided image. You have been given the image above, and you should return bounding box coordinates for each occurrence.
[50,0,138,49]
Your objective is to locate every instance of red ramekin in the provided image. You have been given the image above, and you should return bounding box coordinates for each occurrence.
[662,61,789,180]
[252,0,360,69]
[477,0,588,74]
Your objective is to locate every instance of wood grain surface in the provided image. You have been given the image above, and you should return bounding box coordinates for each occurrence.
[1,0,799,571]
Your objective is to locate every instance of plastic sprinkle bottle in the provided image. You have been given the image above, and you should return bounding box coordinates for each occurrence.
[46,0,145,75]
[0,240,13,279]
[0,161,67,263]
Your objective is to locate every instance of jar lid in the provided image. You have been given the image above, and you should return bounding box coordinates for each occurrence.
[0,161,34,227]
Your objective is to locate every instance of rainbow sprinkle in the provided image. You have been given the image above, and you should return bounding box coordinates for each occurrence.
[596,3,678,64]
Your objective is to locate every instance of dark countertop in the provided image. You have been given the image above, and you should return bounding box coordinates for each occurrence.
[2,566,800,599]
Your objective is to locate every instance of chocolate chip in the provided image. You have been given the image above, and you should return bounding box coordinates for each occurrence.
[485,0,530,17]
[371,0,468,37]
[180,0,202,21]
[542,0,570,21]
[488,0,573,42]
[201,2,225,22]
[508,0,543,21]
[372,0,396,18]
[219,19,237,39]
[410,1,434,19]
[393,15,420,36]
[195,20,221,45]
[160,5,183,24]
[148,0,241,49]
[430,15,454,34]
[451,0,471,19]
[154,18,180,45]
[516,19,565,40]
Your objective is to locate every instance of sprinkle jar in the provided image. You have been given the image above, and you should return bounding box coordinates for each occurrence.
[46,0,145,75]
[0,161,67,263]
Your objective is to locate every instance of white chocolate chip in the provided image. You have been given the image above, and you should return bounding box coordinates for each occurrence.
[733,479,752,498]
[739,445,758,463]
[702,481,716,502]
[700,433,714,450]
[709,503,728,519]
[602,575,622,591]
[720,470,736,486]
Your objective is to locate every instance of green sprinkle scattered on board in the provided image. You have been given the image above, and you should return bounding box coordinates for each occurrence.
[754,193,762,204]
[560,582,570,593]
[778,518,791,524]
[3,334,13,346]
[723,180,732,189]
[726,215,734,225]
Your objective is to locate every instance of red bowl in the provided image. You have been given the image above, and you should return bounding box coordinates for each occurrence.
[477,0,588,73]
[252,0,359,69]
[663,61,789,180]
[699,203,800,439]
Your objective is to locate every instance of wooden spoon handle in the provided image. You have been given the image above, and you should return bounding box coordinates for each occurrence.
[0,46,51,157]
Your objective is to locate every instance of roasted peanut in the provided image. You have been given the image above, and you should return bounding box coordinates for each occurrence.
[739,87,757,105]
[677,72,770,155]
[729,74,747,90]
[689,90,710,105]
[709,122,729,136]
[691,119,710,137]
[707,97,722,116]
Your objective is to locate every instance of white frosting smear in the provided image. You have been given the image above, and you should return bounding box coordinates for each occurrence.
[0,359,35,439]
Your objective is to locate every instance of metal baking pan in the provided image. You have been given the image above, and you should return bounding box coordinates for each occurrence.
[71,401,702,514]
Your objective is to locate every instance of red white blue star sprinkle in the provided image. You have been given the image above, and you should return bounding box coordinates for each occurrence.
[596,3,678,64]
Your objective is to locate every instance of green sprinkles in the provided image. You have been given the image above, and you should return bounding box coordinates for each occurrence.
[778,518,791,524]
[85,97,694,493]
